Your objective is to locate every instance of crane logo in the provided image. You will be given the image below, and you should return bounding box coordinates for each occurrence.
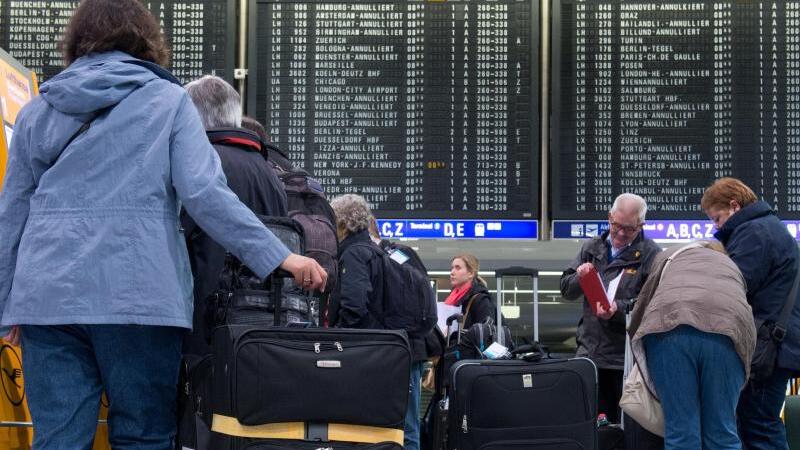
[0,344,24,406]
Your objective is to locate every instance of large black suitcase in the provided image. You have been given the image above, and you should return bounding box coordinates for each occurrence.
[210,325,410,450]
[211,325,411,427]
[447,358,597,450]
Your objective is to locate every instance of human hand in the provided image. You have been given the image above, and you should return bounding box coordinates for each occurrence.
[576,262,595,278]
[279,254,328,292]
[2,326,20,347]
[596,300,618,320]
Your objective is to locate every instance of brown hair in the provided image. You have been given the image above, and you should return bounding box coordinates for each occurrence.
[697,240,727,254]
[701,178,757,211]
[242,116,269,143]
[452,253,486,286]
[61,0,170,67]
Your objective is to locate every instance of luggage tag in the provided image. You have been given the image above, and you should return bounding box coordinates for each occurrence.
[389,248,410,265]
[482,341,510,359]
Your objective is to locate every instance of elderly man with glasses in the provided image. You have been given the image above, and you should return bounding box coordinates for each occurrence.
[560,193,661,425]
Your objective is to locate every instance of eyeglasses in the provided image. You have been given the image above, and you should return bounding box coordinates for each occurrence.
[609,221,640,234]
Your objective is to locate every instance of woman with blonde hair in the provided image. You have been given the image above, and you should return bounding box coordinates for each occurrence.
[445,253,496,329]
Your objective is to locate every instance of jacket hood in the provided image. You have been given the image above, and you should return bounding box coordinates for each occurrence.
[39,51,162,114]
[714,201,773,244]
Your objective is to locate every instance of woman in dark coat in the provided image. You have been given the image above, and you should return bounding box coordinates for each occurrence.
[444,253,496,330]
[702,177,800,450]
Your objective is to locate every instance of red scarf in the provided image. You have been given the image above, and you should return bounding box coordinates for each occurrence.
[445,283,471,306]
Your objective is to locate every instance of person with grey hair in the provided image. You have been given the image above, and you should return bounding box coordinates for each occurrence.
[560,193,661,425]
[185,75,242,128]
[328,194,379,328]
[328,194,425,450]
[182,75,288,352]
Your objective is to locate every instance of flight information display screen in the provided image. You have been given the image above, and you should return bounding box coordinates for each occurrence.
[0,0,234,83]
[248,0,540,219]
[552,0,800,219]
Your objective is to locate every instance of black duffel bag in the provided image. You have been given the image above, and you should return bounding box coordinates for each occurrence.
[211,325,411,428]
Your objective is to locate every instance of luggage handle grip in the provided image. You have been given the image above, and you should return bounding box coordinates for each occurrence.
[494,266,538,278]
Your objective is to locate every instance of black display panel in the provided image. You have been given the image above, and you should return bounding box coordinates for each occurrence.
[0,0,235,83]
[248,0,539,219]
[552,0,800,219]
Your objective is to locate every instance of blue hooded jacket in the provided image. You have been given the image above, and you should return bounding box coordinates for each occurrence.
[0,52,290,330]
[715,201,800,372]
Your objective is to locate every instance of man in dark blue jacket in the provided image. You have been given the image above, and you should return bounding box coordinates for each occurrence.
[703,177,800,450]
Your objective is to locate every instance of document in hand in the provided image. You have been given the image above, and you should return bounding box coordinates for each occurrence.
[437,302,462,337]
[579,267,624,315]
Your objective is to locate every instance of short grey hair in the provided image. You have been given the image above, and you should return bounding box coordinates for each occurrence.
[185,75,242,129]
[611,193,648,223]
[330,194,372,235]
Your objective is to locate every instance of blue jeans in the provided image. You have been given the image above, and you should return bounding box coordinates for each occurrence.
[737,367,793,450]
[21,325,183,450]
[644,325,745,450]
[404,361,424,450]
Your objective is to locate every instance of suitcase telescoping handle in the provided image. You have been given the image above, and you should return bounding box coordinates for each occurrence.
[494,266,540,342]
[270,268,294,326]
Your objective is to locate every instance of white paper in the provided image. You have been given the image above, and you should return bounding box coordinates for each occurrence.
[482,342,510,359]
[605,270,624,304]
[437,302,462,337]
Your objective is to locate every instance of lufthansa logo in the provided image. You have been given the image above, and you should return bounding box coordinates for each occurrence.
[0,344,24,407]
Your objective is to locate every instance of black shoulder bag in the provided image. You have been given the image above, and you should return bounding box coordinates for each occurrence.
[751,260,799,381]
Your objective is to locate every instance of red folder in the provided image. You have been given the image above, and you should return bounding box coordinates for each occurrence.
[578,266,613,315]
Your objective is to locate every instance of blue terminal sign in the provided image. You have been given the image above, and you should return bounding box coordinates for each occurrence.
[553,220,800,242]
[377,220,538,240]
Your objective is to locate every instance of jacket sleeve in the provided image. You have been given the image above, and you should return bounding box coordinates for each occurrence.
[560,247,587,300]
[726,226,769,301]
[336,248,374,327]
[169,94,290,278]
[0,108,36,330]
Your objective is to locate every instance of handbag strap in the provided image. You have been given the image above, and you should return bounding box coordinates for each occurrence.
[51,105,113,167]
[774,259,800,342]
[657,242,703,285]
[462,293,481,327]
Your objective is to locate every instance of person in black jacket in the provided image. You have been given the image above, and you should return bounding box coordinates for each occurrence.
[702,178,800,450]
[329,195,424,450]
[444,253,496,330]
[560,193,661,424]
[183,75,289,354]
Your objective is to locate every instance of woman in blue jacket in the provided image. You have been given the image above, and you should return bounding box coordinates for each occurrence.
[0,1,326,448]
[702,178,800,450]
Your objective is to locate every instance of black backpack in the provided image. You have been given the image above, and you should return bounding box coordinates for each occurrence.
[208,216,318,331]
[354,243,437,339]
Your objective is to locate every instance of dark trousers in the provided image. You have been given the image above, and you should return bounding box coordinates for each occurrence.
[737,367,793,450]
[598,367,623,423]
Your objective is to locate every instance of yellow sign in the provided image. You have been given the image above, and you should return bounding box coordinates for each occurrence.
[0,48,38,190]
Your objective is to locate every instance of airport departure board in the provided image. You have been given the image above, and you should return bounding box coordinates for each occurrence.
[248,0,540,219]
[552,0,800,219]
[0,0,234,83]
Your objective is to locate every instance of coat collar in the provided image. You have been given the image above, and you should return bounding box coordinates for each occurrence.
[714,201,773,244]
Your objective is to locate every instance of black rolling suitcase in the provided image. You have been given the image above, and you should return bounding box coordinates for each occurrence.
[444,268,597,450]
[447,358,597,450]
[210,325,411,450]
